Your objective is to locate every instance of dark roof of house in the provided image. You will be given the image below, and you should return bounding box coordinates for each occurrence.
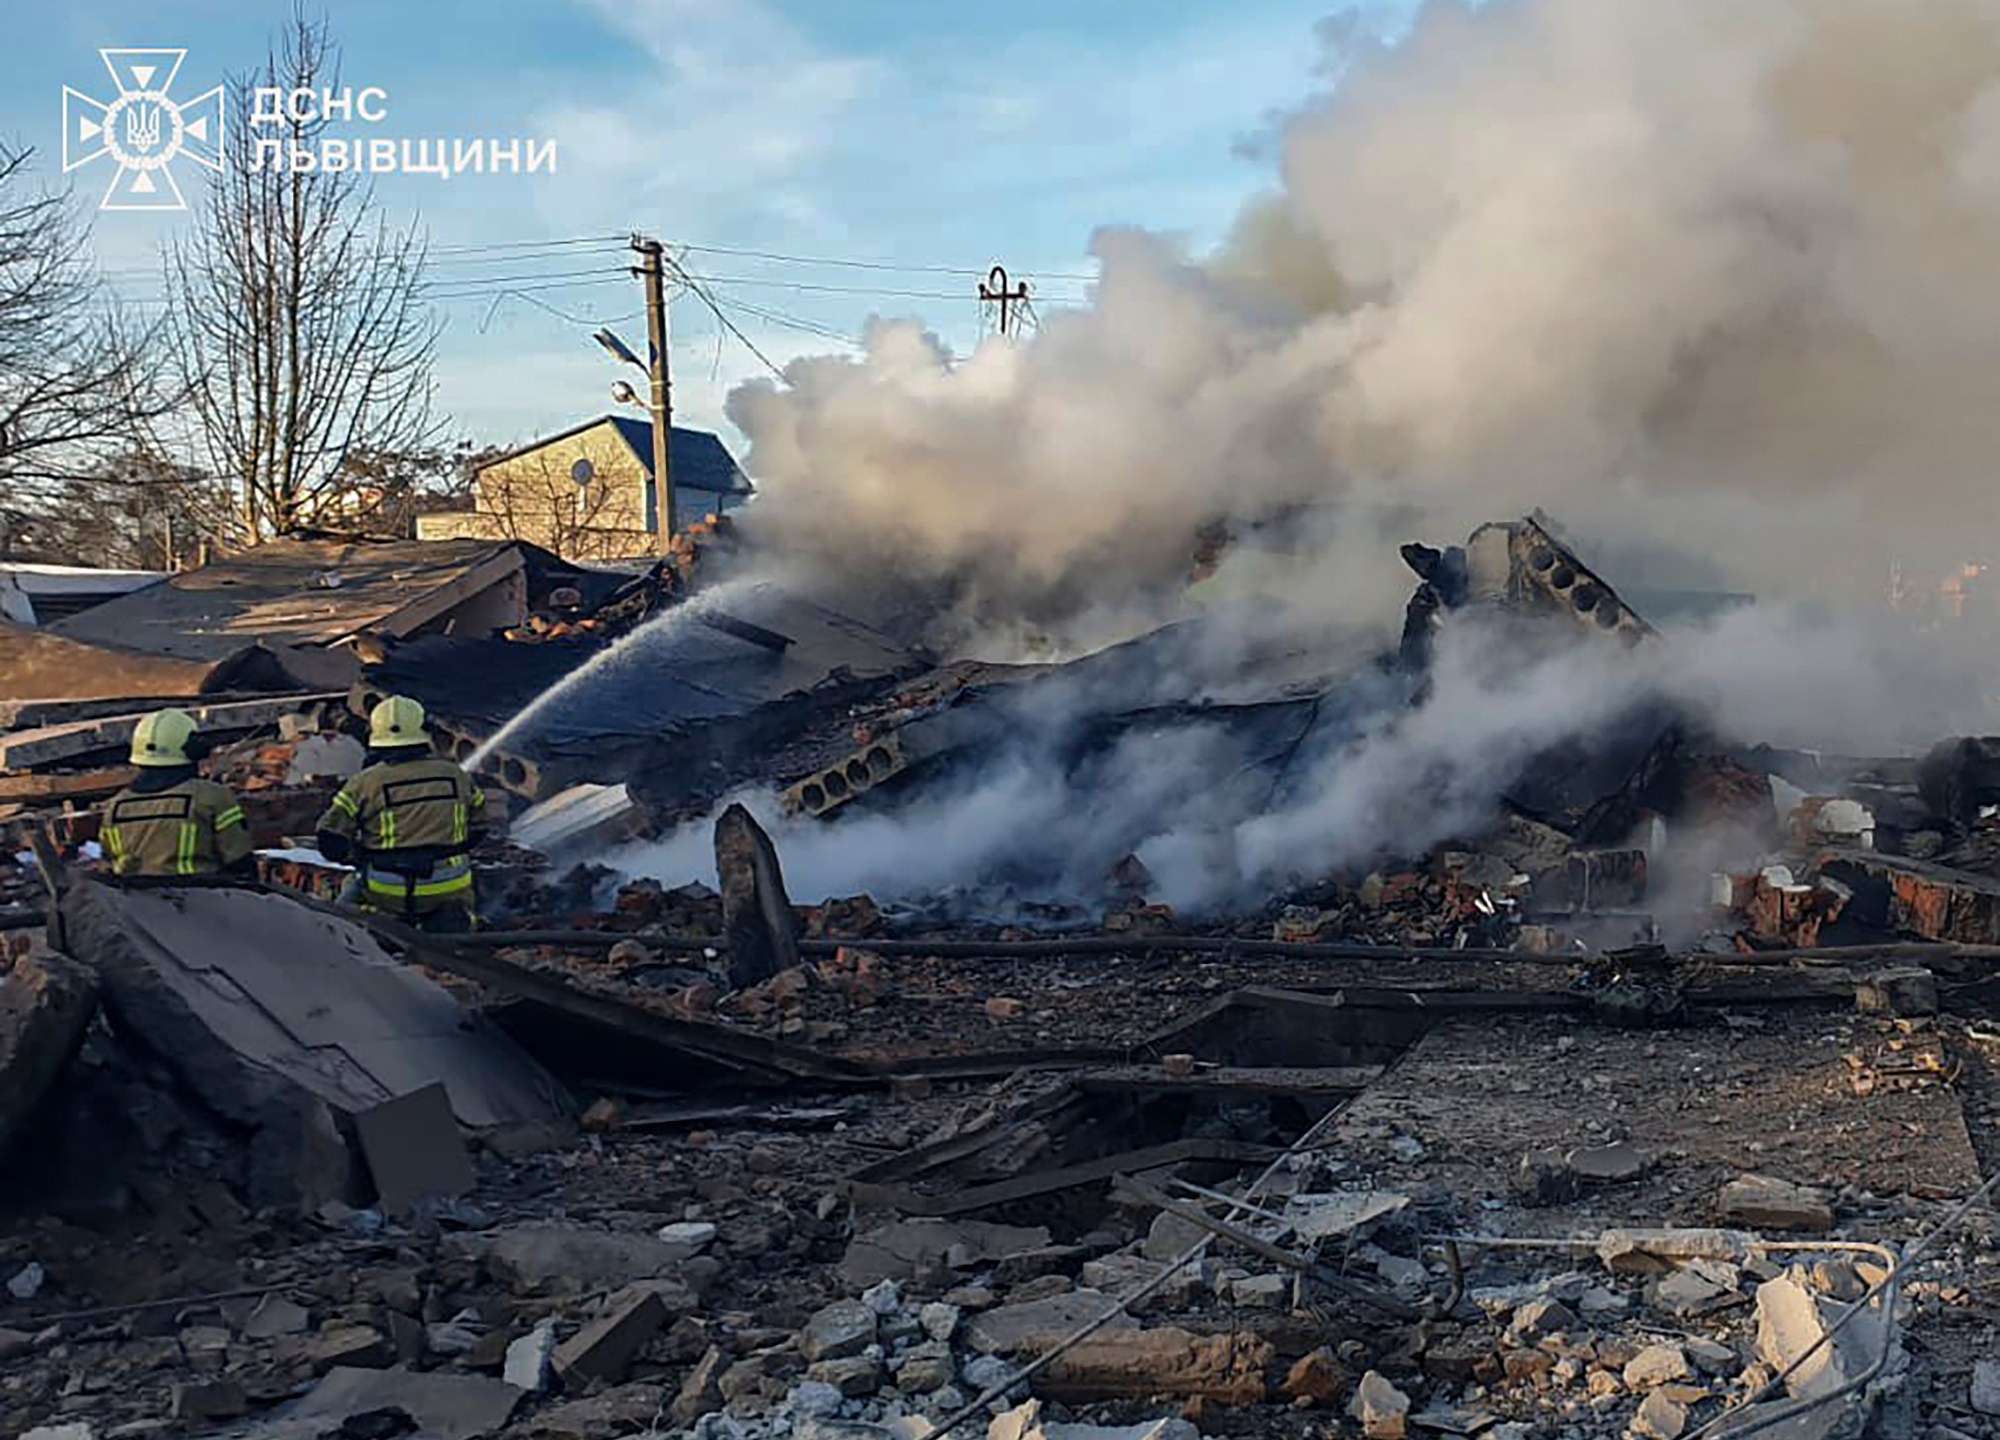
[49,537,525,666]
[474,415,753,497]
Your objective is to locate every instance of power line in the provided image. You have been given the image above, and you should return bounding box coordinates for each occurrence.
[664,261,787,381]
[675,269,1090,302]
[720,296,863,348]
[428,232,624,255]
[671,239,1097,282]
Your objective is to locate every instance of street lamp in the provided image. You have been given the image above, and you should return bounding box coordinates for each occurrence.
[593,318,671,550]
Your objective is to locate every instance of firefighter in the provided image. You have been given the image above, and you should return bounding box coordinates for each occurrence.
[315,696,487,932]
[101,709,255,879]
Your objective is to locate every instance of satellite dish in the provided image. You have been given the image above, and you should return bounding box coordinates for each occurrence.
[570,458,595,487]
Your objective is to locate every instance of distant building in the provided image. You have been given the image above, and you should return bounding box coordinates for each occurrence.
[416,415,753,562]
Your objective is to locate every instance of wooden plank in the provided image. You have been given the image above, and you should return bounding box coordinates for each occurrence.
[0,697,209,731]
[0,767,136,804]
[0,693,339,772]
[1077,1064,1385,1099]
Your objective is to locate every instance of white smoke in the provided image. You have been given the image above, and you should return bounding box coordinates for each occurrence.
[727,0,2000,651]
[614,601,2000,914]
[611,0,2000,917]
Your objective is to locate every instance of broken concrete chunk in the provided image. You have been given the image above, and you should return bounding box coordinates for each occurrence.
[554,1287,668,1386]
[1349,1369,1412,1440]
[504,1320,558,1393]
[671,1345,730,1427]
[796,1299,877,1365]
[918,1301,960,1344]
[1683,1337,1736,1376]
[962,1291,1132,1358]
[1508,1297,1577,1342]
[787,1380,848,1418]
[1080,1254,1202,1312]
[716,803,800,990]
[308,1324,393,1374]
[242,1293,311,1339]
[1568,1140,1647,1182]
[1717,1175,1834,1233]
[0,947,98,1158]
[841,1219,1051,1288]
[284,1365,524,1440]
[1753,1277,1846,1401]
[485,1224,694,1291]
[1141,1209,1208,1263]
[1227,1273,1290,1310]
[656,1221,719,1254]
[1283,1190,1411,1242]
[528,1383,668,1440]
[1973,1359,2000,1417]
[860,1279,902,1314]
[8,1261,46,1300]
[0,1327,32,1362]
[1653,1268,1735,1318]
[986,1400,1198,1440]
[170,1378,247,1422]
[892,1340,958,1394]
[1622,1344,1692,1390]
[806,1354,883,1398]
[21,1427,95,1440]
[1629,1389,1690,1440]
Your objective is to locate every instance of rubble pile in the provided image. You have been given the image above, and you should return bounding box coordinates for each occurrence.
[5,516,2000,1440]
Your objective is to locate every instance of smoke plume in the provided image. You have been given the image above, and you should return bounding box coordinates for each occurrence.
[612,0,2000,917]
[729,0,2000,651]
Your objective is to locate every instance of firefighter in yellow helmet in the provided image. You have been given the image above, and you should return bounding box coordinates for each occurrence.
[315,696,488,932]
[101,709,256,879]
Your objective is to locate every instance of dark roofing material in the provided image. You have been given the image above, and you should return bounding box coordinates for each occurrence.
[49,537,522,665]
[0,621,288,704]
[475,415,753,497]
[367,582,915,757]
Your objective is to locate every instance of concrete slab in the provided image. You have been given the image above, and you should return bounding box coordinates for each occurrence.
[0,941,97,1155]
[63,882,569,1208]
[354,1082,476,1215]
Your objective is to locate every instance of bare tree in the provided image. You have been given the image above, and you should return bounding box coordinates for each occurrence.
[6,449,236,569]
[165,10,441,539]
[0,146,171,509]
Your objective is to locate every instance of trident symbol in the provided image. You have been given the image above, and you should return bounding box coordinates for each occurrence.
[124,101,162,153]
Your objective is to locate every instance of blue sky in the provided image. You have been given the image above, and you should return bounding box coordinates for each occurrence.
[4,0,1418,457]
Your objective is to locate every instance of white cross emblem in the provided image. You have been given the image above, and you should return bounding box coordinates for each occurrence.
[62,49,224,212]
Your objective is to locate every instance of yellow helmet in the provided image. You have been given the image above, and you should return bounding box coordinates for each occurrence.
[130,708,199,768]
[368,695,430,749]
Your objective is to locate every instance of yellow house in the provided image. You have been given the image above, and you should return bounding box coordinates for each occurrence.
[417,415,753,562]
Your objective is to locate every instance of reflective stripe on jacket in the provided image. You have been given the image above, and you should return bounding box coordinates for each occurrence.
[318,754,486,914]
[103,778,253,878]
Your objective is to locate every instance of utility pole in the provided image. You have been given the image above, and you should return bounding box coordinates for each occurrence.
[633,234,675,552]
[979,265,1030,338]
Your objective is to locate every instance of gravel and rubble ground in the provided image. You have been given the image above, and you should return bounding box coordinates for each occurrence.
[5,941,1998,1440]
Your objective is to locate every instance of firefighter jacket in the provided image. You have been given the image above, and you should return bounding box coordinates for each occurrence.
[316,754,487,914]
[102,773,254,878]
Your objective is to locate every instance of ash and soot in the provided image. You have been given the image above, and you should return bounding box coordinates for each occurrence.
[615,0,2000,916]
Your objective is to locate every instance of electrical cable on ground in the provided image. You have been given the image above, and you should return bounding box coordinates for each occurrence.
[919,1085,1373,1440]
[1693,1164,2000,1439]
